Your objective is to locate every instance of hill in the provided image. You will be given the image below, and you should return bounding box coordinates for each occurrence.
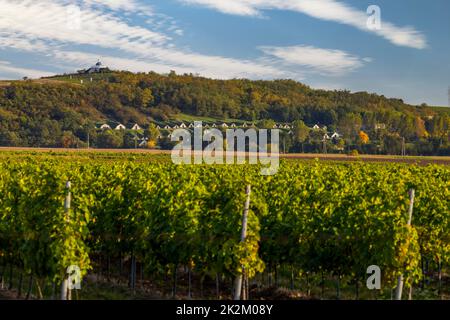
[0,70,448,155]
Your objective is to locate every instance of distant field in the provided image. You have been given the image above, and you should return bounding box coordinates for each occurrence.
[1,147,449,165]
[0,81,11,87]
[429,106,450,114]
[0,78,79,86]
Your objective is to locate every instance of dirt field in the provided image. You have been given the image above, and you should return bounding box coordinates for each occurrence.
[283,153,450,165]
[0,147,170,154]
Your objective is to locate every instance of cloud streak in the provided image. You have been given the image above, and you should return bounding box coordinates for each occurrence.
[0,0,366,80]
[0,0,168,48]
[0,61,54,79]
[180,0,427,49]
[53,49,292,80]
[84,0,151,13]
[260,45,367,76]
[0,0,305,80]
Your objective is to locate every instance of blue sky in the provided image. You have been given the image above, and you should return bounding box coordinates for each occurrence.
[0,0,449,106]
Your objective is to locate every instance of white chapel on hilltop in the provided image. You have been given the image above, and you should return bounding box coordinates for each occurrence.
[78,61,109,74]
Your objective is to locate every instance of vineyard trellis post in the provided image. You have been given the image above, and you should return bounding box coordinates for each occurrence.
[130,254,136,294]
[394,188,415,300]
[0,261,4,289]
[438,261,442,299]
[61,181,71,300]
[26,275,33,300]
[234,185,251,301]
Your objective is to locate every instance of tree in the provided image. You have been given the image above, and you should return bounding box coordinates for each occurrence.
[415,117,428,138]
[60,131,79,148]
[359,131,369,144]
[258,119,276,129]
[0,130,20,146]
[383,134,402,155]
[293,120,309,142]
[292,120,310,153]
[146,123,160,142]
[428,115,449,144]
[124,132,139,149]
[336,139,345,152]
[135,88,154,109]
[147,140,157,149]
[97,131,123,148]
[339,113,362,141]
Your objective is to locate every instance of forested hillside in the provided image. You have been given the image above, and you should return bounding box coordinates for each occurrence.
[0,71,448,155]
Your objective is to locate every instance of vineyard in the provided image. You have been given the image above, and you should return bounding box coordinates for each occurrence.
[0,152,449,300]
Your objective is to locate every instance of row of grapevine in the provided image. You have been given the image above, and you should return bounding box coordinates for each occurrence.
[0,161,90,297]
[0,158,449,298]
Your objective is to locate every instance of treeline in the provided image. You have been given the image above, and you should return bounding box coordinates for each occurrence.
[0,71,449,155]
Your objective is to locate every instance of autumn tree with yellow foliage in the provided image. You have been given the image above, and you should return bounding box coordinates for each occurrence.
[359,131,370,144]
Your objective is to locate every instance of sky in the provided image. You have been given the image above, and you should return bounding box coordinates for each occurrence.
[0,0,449,106]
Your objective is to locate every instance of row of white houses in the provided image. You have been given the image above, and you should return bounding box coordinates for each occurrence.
[97,122,291,131]
[158,122,333,131]
[161,131,341,140]
[158,122,288,130]
[98,123,143,131]
[324,132,341,139]
[131,131,341,149]
[311,125,341,140]
[97,121,341,140]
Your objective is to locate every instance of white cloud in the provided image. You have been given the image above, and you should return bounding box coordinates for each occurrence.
[181,0,261,16]
[260,45,367,75]
[84,0,153,15]
[174,29,184,36]
[0,0,372,81]
[180,0,427,49]
[310,82,346,91]
[146,13,185,37]
[0,60,54,78]
[53,49,291,80]
[0,0,168,48]
[0,0,292,80]
[0,35,51,52]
